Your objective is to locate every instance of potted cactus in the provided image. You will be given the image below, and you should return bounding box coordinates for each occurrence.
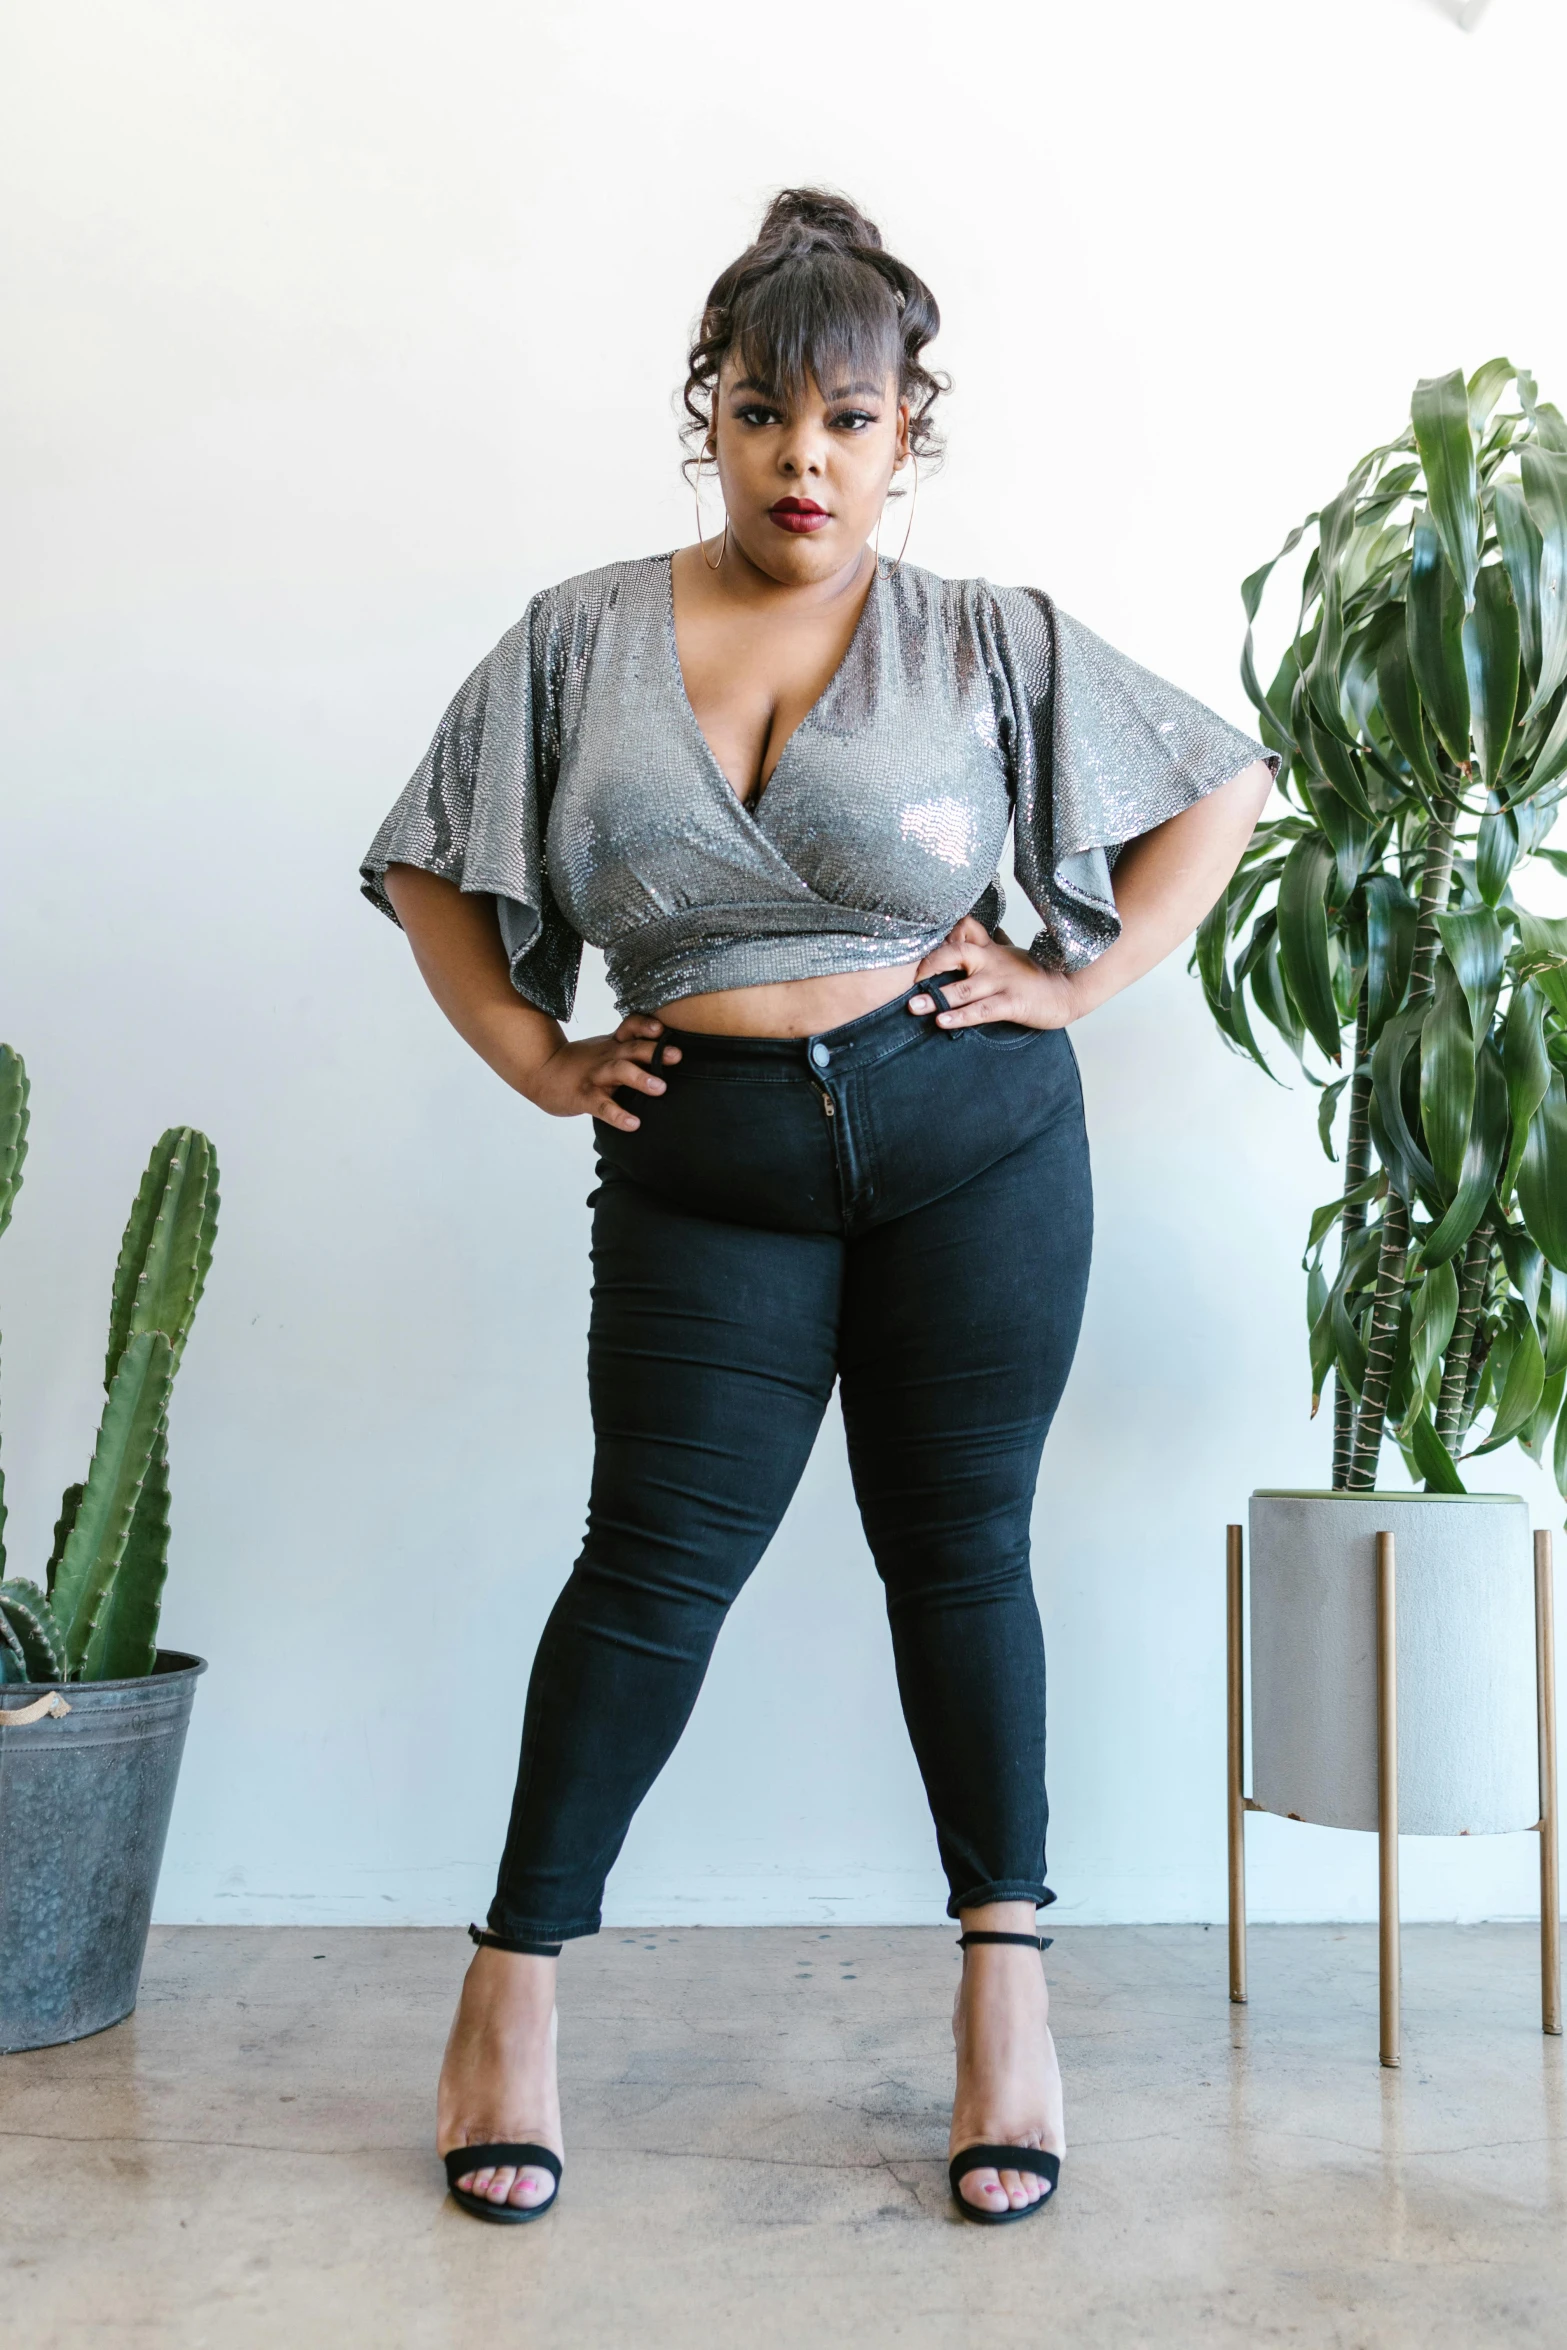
[0,1043,218,2050]
[1197,363,1567,1847]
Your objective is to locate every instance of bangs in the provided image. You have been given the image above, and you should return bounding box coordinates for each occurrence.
[729,251,903,405]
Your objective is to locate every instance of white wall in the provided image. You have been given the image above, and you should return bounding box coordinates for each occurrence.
[3,0,1564,1928]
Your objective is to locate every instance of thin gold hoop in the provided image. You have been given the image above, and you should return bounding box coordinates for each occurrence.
[693,448,729,571]
[875,451,919,578]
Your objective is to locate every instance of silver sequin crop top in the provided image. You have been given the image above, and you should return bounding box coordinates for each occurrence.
[360,554,1266,1018]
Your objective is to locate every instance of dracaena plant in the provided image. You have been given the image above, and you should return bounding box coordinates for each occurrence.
[1196,362,1567,1502]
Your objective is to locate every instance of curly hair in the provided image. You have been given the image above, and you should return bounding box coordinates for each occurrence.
[681,188,948,481]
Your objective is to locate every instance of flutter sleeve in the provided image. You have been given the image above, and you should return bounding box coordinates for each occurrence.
[359,593,583,1020]
[989,585,1274,972]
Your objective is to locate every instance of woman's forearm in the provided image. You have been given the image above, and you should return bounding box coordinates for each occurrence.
[381,866,565,1098]
[1064,758,1273,1020]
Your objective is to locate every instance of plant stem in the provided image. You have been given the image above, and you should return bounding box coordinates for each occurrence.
[1434,1223,1492,1453]
[1459,1320,1493,1447]
[1332,989,1374,1490]
[1345,788,1461,1490]
[1409,789,1462,1001]
[1346,1192,1409,1487]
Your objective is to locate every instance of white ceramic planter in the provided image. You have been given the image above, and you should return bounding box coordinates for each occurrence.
[1249,1490,1537,1836]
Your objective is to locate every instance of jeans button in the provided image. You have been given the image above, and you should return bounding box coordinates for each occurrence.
[809,1041,831,1071]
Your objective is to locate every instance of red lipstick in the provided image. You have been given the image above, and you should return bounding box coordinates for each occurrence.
[769,497,830,535]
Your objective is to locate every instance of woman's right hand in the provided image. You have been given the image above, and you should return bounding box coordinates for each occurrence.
[523,1015,680,1132]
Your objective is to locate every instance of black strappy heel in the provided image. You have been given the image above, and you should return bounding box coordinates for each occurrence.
[948,1930,1062,2227]
[444,2141,561,2224]
[443,1925,564,2224]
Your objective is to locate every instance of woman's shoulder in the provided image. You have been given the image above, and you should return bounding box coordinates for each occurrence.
[525,552,670,629]
[888,561,1052,631]
[461,556,664,658]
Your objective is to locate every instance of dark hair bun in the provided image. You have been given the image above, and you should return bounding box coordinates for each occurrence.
[681,187,947,476]
[753,188,885,255]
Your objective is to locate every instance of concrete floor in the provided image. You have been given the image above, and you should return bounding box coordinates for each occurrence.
[1,1925,1564,2349]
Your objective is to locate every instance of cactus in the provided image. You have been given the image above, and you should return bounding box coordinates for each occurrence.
[0,1579,68,1681]
[45,1484,84,1596]
[80,1439,171,1681]
[0,1044,30,1578]
[105,1128,218,1385]
[0,1050,217,1684]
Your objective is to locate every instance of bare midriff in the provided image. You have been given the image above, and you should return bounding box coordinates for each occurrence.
[656,962,925,1039]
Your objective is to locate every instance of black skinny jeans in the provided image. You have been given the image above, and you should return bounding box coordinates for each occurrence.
[489,977,1093,1947]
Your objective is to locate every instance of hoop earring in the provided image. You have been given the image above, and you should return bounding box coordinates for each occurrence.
[875,452,919,578]
[693,449,729,571]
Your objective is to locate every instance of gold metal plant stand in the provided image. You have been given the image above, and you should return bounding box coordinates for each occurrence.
[1226,1524,1561,2065]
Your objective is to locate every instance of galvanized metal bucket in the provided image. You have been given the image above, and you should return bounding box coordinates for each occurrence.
[0,1651,205,2052]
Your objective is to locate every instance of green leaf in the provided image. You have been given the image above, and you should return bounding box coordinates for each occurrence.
[1412,371,1482,610]
[0,1579,67,1682]
[1420,959,1476,1193]
[1503,980,1553,1197]
[1467,358,1518,432]
[1247,923,1307,1065]
[1424,1040,1506,1264]
[1308,1263,1334,1410]
[1495,481,1544,689]
[1409,1404,1467,1493]
[1556,1386,1567,1501]
[1476,804,1520,905]
[1470,1311,1546,1454]
[1332,1279,1369,1396]
[1519,687,1567,806]
[1434,906,1505,1042]
[1299,771,1378,897]
[1517,1070,1567,1270]
[1461,566,1521,789]
[1377,623,1443,794]
[1364,872,1417,1038]
[1301,714,1378,826]
[1407,522,1472,764]
[1544,1264,1567,1379]
[1411,1257,1460,1400]
[1521,443,1567,722]
[1303,1177,1381,1264]
[1371,1005,1436,1199]
[50,1331,175,1675]
[1276,835,1343,1064]
[1317,1076,1348,1163]
[1514,910,1567,1023]
[1304,483,1364,742]
[1241,523,1310,745]
[1497,1219,1545,1320]
[1522,1366,1566,1467]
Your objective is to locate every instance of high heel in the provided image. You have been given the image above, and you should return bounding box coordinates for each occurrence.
[443,1925,564,2224]
[948,1930,1062,2226]
[443,2141,561,2224]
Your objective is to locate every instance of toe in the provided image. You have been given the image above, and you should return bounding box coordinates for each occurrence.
[999,2167,1029,2207]
[485,2165,518,2203]
[461,2165,493,2195]
[960,2168,1009,2213]
[509,2167,553,2208]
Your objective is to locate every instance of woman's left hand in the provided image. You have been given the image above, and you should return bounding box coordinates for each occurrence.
[908,918,1076,1031]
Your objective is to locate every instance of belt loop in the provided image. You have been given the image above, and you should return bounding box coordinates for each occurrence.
[919,973,963,1034]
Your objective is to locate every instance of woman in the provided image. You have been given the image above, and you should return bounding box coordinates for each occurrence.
[362,188,1272,2228]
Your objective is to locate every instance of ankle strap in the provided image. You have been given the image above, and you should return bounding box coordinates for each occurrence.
[957,1930,1053,1951]
[469,1922,562,1958]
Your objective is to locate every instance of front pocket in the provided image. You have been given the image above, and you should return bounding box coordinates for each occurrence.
[971,1019,1040,1049]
